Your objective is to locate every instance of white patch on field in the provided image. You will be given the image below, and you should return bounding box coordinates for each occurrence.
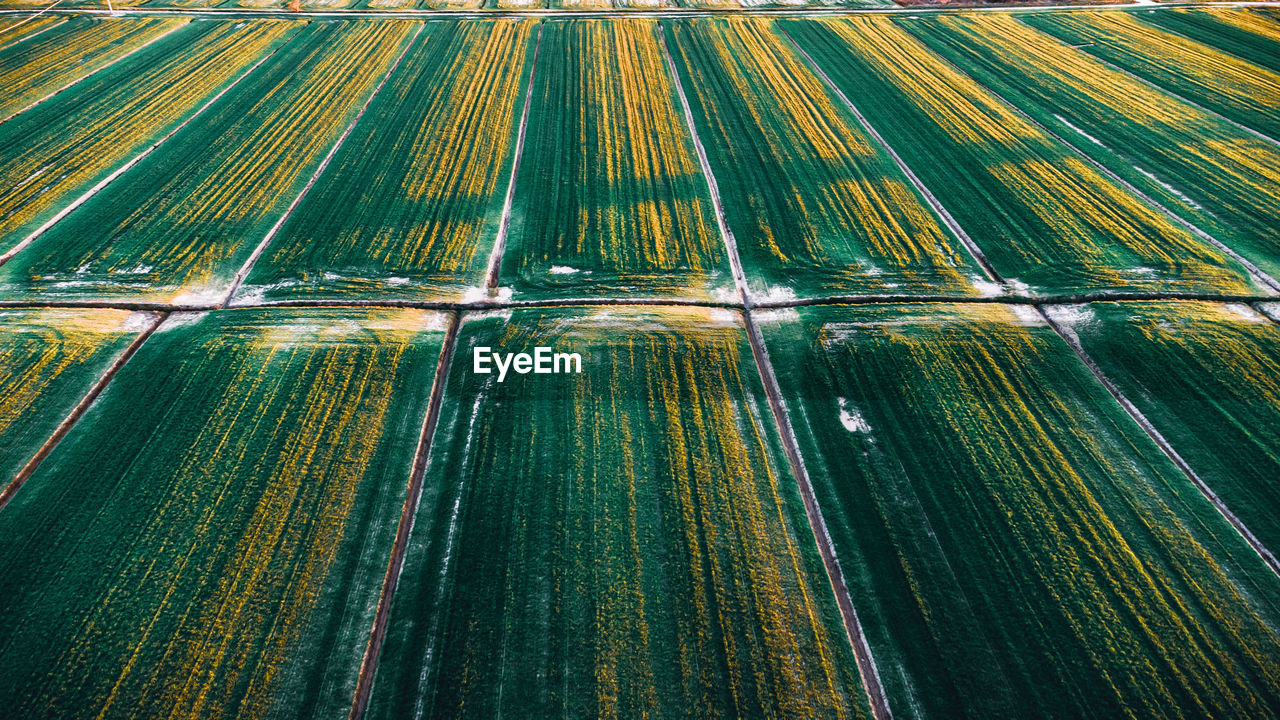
[1134,167,1202,210]
[229,280,299,306]
[707,308,739,325]
[1008,304,1045,326]
[123,312,155,333]
[838,398,872,434]
[1224,303,1266,323]
[385,277,410,286]
[170,288,225,306]
[757,286,798,303]
[1257,303,1280,323]
[461,286,513,304]
[467,308,513,322]
[549,265,579,275]
[114,264,152,275]
[712,285,741,304]
[971,278,1004,298]
[1006,279,1032,297]
[863,263,883,277]
[1054,114,1107,148]
[157,312,205,332]
[76,263,92,275]
[1126,267,1158,277]
[753,308,800,324]
[1043,304,1095,328]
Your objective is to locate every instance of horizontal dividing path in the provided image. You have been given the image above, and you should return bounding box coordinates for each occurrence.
[2,2,1278,20]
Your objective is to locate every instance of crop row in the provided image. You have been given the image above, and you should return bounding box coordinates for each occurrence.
[2,13,1280,303]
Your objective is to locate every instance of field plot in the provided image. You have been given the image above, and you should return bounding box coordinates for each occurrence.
[662,19,981,300]
[238,20,535,305]
[902,14,1280,285]
[1139,8,1280,74]
[0,19,419,305]
[783,17,1257,298]
[0,16,184,121]
[368,306,867,720]
[1023,11,1280,140]
[0,15,64,49]
[1049,301,1280,554]
[759,302,1280,720]
[0,308,446,720]
[501,20,731,301]
[0,19,295,255]
[0,308,145,485]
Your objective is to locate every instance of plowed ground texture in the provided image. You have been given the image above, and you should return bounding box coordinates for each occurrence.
[758,302,1280,720]
[0,308,446,720]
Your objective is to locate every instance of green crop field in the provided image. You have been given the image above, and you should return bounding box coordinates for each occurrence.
[236,20,537,304]
[0,308,446,720]
[662,18,982,300]
[759,303,1280,720]
[783,16,1259,298]
[1049,301,1280,553]
[3,7,1280,720]
[0,308,145,484]
[368,306,867,719]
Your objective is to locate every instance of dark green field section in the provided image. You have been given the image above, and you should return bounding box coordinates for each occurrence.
[0,16,184,120]
[236,20,537,304]
[0,19,418,305]
[0,15,64,49]
[1137,8,1280,75]
[900,14,1280,286]
[500,20,733,301]
[1049,300,1280,555]
[0,19,295,254]
[782,17,1258,299]
[1022,11,1280,141]
[368,306,868,720]
[0,307,446,720]
[0,308,142,484]
[759,302,1280,720]
[662,19,983,301]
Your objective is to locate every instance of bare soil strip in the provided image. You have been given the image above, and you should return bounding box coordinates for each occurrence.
[662,28,895,720]
[347,311,460,720]
[222,23,427,307]
[484,21,543,292]
[0,311,165,511]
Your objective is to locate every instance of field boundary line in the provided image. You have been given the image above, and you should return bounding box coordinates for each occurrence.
[483,20,543,292]
[1018,14,1280,150]
[892,19,1280,296]
[1040,305,1280,577]
[348,310,461,720]
[0,19,189,126]
[661,25,894,720]
[0,310,165,513]
[658,24,750,302]
[6,2,1280,20]
[222,22,427,308]
[0,13,65,52]
[0,28,298,267]
[776,22,1009,293]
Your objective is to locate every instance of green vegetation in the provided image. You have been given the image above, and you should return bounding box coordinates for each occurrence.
[1051,300,1280,554]
[662,18,981,300]
[237,20,536,304]
[0,308,143,483]
[368,306,867,719]
[1137,8,1280,75]
[501,20,732,301]
[783,17,1257,298]
[0,308,446,720]
[0,20,419,305]
[759,302,1280,720]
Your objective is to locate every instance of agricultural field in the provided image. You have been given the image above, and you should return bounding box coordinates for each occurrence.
[1023,11,1280,140]
[759,303,1280,719]
[0,18,295,255]
[499,20,733,301]
[1049,301,1280,555]
[0,308,148,488]
[236,20,536,305]
[367,306,868,719]
[901,13,1280,285]
[0,308,447,720]
[783,16,1260,298]
[0,19,419,305]
[0,16,185,121]
[1118,8,1280,75]
[0,15,64,49]
[662,18,983,300]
